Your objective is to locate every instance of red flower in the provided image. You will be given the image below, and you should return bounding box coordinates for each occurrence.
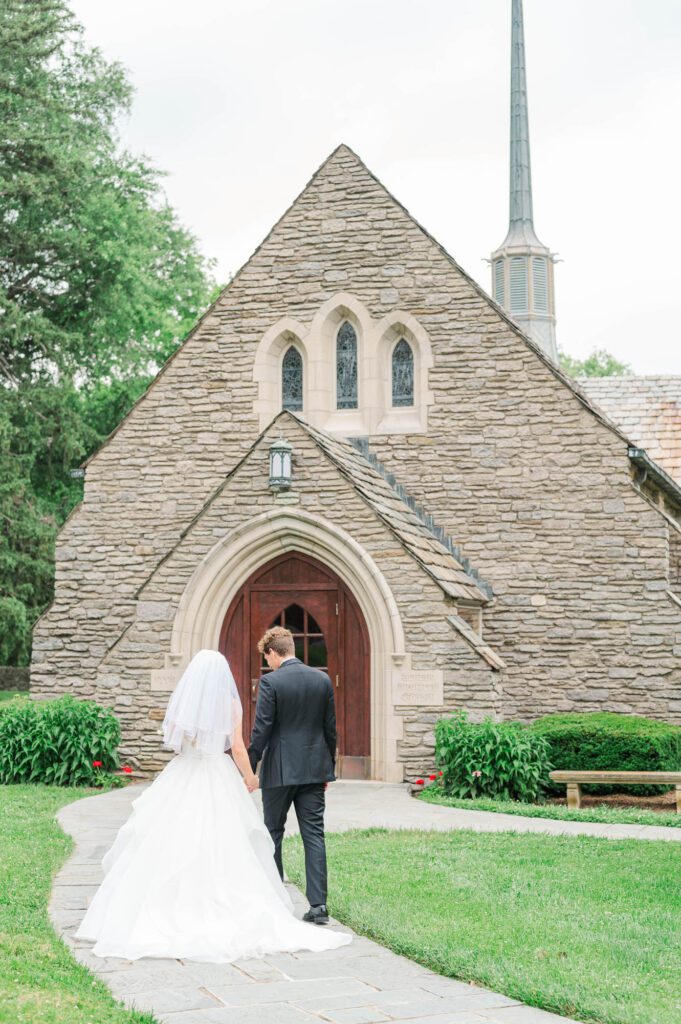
[438,771,443,777]
[92,761,102,768]
[415,779,425,785]
[122,765,133,774]
[428,774,437,781]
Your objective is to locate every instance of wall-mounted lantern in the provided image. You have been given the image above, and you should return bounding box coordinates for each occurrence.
[269,437,292,490]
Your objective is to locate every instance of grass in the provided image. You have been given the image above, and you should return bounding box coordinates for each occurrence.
[3,782,677,1024]
[418,785,681,828]
[0,691,24,703]
[0,785,158,1024]
[284,828,681,1024]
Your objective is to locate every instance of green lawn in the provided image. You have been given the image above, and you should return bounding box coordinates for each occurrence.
[0,785,157,1024]
[0,691,23,703]
[419,785,681,828]
[284,828,681,1024]
[4,783,679,1024]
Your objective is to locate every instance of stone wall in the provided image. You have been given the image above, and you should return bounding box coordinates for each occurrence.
[669,523,681,596]
[41,418,500,774]
[0,666,29,691]
[31,144,681,772]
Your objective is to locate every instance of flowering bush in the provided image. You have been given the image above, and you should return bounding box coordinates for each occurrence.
[434,711,552,802]
[91,759,127,788]
[0,695,121,786]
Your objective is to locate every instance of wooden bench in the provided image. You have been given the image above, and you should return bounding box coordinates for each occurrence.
[549,770,681,812]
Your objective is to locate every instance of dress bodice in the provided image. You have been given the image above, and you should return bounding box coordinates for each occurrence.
[180,733,228,758]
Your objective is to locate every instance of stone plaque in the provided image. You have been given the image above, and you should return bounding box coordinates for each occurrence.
[392,669,443,706]
[150,667,183,693]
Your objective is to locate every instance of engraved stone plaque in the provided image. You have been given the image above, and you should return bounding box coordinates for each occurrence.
[392,669,443,706]
[150,667,183,693]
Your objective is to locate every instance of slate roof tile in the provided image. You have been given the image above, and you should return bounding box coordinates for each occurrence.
[296,417,490,604]
[580,376,681,484]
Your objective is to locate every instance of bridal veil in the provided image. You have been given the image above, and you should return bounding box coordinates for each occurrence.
[162,649,242,753]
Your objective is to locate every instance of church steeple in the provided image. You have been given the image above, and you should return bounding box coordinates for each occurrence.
[491,0,558,360]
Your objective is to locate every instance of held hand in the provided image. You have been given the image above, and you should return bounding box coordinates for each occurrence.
[245,773,259,792]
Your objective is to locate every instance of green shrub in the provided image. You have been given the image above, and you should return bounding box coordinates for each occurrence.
[528,712,681,794]
[0,695,120,785]
[434,711,552,802]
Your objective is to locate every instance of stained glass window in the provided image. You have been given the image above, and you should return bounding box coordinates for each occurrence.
[282,346,303,411]
[391,338,414,407]
[336,321,358,409]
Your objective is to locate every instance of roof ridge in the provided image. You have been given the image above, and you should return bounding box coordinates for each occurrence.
[346,437,494,600]
[580,375,681,383]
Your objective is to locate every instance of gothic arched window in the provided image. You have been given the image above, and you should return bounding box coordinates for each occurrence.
[281,345,303,411]
[391,338,414,407]
[336,321,358,409]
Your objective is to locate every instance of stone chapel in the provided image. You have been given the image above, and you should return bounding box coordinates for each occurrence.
[30,2,681,780]
[30,140,681,780]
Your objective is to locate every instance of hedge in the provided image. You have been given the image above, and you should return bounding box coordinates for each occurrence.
[528,712,681,795]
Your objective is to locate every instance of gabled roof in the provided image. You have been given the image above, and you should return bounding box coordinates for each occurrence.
[138,409,491,605]
[85,142,638,471]
[579,376,681,485]
[294,416,490,604]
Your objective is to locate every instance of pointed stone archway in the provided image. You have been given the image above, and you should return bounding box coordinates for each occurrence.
[165,509,406,781]
[220,551,371,779]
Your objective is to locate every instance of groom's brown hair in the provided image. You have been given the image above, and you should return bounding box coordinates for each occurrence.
[258,626,295,657]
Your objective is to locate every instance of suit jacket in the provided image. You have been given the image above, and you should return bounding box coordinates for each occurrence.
[247,657,337,788]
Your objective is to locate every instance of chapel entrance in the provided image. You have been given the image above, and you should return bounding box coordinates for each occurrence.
[219,552,371,779]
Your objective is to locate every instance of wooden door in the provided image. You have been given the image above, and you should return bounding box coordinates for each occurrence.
[220,552,370,778]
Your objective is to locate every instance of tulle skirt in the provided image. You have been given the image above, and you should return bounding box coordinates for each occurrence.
[75,750,352,961]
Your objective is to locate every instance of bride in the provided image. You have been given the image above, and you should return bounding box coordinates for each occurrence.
[76,649,352,961]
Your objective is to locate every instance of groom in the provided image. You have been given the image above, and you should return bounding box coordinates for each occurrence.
[248,626,336,925]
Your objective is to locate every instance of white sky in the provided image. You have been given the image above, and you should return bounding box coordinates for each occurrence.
[71,0,681,374]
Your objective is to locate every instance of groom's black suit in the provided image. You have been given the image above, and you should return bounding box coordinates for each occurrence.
[248,657,336,908]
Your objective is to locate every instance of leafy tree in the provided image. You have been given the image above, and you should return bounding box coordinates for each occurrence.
[0,0,216,663]
[1,375,160,665]
[559,348,632,378]
[0,400,56,665]
[0,0,214,384]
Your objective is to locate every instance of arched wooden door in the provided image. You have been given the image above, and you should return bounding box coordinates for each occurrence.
[219,552,371,779]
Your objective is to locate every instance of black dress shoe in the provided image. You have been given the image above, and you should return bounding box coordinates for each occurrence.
[303,904,329,925]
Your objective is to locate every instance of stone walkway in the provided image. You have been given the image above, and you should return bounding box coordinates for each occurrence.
[51,781,677,1024]
[320,781,681,842]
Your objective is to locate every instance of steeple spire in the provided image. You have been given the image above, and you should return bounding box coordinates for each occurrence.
[508,0,537,238]
[491,0,558,360]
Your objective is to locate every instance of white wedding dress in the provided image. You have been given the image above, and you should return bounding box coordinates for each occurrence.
[76,731,352,961]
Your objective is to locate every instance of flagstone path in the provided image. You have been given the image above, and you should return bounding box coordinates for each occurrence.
[51,780,678,1024]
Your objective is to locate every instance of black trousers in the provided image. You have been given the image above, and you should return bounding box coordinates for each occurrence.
[262,782,327,907]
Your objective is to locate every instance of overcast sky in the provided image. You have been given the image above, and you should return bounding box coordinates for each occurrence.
[71,0,681,374]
